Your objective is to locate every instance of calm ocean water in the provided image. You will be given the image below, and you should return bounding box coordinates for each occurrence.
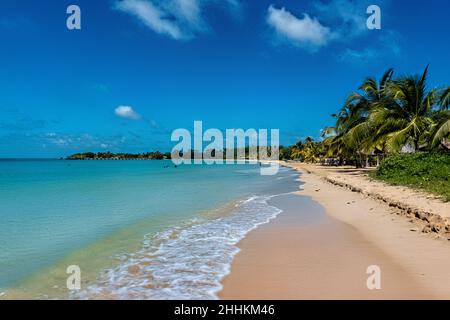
[0,160,300,299]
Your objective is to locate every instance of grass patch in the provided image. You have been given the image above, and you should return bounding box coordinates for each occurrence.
[371,152,450,202]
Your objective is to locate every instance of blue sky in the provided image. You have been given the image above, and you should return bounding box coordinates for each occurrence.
[0,0,449,157]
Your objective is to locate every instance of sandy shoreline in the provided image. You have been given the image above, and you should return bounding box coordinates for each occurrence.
[219,163,450,299]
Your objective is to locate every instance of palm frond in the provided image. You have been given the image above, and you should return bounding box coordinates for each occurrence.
[432,119,450,148]
[440,86,450,110]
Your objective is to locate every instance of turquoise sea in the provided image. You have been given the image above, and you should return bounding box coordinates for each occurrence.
[0,160,300,299]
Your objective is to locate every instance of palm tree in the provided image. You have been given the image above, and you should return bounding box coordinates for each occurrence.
[306,67,448,167]
[349,68,394,153]
[321,123,350,165]
[300,137,322,163]
[290,146,303,160]
[440,86,450,110]
[288,137,324,163]
[368,66,439,152]
[324,69,395,167]
[431,111,450,148]
[359,68,394,107]
[431,87,450,148]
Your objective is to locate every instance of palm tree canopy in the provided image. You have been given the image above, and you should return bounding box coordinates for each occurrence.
[440,86,450,110]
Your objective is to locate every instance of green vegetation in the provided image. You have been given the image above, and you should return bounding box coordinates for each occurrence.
[279,66,449,200]
[68,148,276,161]
[371,152,450,202]
[281,66,450,167]
[67,151,171,160]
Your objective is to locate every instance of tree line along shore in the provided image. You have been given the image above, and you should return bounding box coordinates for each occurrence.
[279,66,449,166]
[279,66,449,201]
[66,151,172,160]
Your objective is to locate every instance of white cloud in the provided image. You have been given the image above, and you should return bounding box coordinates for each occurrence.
[265,0,400,59]
[266,5,332,49]
[171,0,203,28]
[115,106,141,120]
[115,0,185,40]
[114,0,240,40]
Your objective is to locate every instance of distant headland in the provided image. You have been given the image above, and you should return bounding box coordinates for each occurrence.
[66,152,171,160]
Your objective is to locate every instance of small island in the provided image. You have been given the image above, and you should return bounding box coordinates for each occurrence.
[66,151,172,160]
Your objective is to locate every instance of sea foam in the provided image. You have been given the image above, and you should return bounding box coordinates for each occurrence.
[76,194,283,300]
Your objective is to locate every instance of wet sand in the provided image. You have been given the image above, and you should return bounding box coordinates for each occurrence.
[220,167,450,300]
